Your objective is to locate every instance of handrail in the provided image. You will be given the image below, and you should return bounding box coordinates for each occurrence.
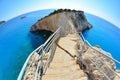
[34,55,42,80]
[87,56,111,80]
[80,33,120,65]
[18,26,120,80]
[80,33,120,79]
[86,40,120,65]
[89,48,120,78]
[43,29,60,52]
[43,26,61,46]
[17,26,61,80]
[34,27,61,80]
[17,45,43,80]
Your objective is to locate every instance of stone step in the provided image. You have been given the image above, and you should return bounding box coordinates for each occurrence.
[42,70,85,80]
[51,57,74,62]
[46,64,80,75]
[49,60,76,67]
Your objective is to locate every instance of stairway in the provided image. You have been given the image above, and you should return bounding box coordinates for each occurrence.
[42,34,87,80]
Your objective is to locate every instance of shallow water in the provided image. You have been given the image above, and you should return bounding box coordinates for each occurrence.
[0,9,54,80]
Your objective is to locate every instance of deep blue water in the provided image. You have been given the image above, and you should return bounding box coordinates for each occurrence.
[0,9,120,80]
[0,9,54,80]
[84,13,120,69]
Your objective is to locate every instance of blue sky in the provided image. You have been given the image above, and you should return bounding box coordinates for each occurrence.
[0,0,120,28]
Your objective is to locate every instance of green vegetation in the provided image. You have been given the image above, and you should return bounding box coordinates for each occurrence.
[38,9,83,21]
[95,45,100,48]
[35,60,38,66]
[43,54,49,60]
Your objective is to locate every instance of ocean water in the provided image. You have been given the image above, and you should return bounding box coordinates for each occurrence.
[0,9,120,80]
[0,9,54,80]
[83,13,120,69]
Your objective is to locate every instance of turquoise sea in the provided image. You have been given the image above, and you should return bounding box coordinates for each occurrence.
[0,9,54,80]
[0,9,120,80]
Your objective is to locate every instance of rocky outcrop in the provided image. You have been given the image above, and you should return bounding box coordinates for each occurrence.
[30,9,91,36]
[29,9,120,80]
[76,40,120,80]
[24,52,40,80]
[0,21,5,26]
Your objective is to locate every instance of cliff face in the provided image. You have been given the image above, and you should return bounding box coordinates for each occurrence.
[76,39,120,80]
[30,9,91,36]
[29,9,120,80]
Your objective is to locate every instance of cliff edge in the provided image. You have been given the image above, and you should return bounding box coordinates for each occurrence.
[30,9,91,36]
[29,9,120,80]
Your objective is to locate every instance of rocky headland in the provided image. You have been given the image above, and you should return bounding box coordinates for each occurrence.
[29,9,120,80]
[0,21,5,26]
[30,9,91,36]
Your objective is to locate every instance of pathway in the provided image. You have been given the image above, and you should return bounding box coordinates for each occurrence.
[42,34,87,80]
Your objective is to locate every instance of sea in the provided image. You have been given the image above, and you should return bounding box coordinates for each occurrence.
[0,9,120,80]
[0,9,54,80]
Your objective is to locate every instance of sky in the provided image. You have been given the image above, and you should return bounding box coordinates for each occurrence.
[0,0,120,28]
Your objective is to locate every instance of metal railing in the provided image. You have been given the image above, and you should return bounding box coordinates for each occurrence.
[80,33,120,79]
[17,27,120,80]
[87,56,111,80]
[17,26,61,80]
[80,33,120,65]
[87,46,120,78]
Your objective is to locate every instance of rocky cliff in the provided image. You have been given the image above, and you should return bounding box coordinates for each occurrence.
[30,9,91,36]
[76,39,119,80]
[30,9,120,80]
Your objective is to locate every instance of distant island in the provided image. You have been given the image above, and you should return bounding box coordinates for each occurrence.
[21,16,26,19]
[0,21,5,26]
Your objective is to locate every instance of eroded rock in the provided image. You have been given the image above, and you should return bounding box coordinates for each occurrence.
[76,42,119,80]
[30,9,91,36]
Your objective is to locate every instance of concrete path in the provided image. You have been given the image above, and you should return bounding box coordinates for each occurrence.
[42,34,87,80]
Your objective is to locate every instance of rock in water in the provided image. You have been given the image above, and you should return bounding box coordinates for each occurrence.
[0,21,5,26]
